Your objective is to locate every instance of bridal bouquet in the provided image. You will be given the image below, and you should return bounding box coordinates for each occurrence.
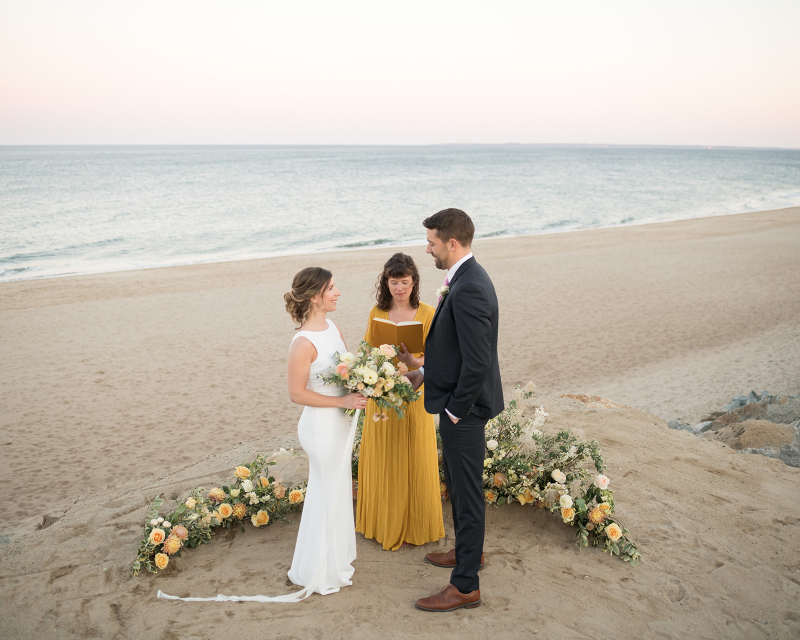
[319,340,421,420]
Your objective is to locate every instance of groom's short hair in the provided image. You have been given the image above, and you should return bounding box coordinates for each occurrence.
[423,208,474,247]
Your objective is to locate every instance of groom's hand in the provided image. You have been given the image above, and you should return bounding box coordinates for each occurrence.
[405,368,424,391]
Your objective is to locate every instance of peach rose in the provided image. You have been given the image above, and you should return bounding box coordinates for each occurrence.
[218,503,233,519]
[259,477,270,488]
[289,490,304,504]
[357,382,365,391]
[561,507,576,522]
[154,553,169,570]
[148,528,166,545]
[373,412,381,422]
[599,502,612,513]
[335,363,350,378]
[184,497,197,509]
[251,510,270,527]
[551,469,567,484]
[172,525,189,540]
[235,466,251,479]
[606,522,623,541]
[397,362,409,374]
[594,474,610,490]
[379,344,396,358]
[517,489,535,506]
[273,484,286,499]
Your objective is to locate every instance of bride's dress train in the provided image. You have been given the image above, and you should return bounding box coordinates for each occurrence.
[158,319,357,602]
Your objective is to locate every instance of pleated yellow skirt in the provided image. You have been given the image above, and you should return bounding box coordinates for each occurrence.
[355,386,445,551]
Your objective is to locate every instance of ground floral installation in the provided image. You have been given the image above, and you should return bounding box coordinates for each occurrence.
[351,383,641,565]
[318,341,421,420]
[133,452,307,576]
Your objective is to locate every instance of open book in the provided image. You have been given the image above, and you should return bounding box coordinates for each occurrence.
[370,318,424,353]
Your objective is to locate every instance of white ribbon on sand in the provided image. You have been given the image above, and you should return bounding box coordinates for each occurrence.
[157,409,360,603]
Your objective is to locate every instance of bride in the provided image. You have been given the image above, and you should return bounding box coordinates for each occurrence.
[284,266,367,594]
[158,267,366,603]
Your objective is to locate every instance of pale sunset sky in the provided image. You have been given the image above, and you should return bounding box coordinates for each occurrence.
[1,0,798,147]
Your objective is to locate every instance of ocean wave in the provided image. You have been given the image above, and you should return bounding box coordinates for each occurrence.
[336,238,394,248]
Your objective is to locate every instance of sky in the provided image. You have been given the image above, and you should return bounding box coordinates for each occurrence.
[1,0,798,147]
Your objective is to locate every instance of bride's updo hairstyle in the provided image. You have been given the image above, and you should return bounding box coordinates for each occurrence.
[284,267,333,328]
[375,253,420,312]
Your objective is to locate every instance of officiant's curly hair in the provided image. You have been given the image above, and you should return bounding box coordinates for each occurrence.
[284,267,333,328]
[375,253,420,311]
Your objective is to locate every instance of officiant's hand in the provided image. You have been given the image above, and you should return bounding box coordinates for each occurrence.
[341,393,368,411]
[405,368,424,391]
[397,343,422,369]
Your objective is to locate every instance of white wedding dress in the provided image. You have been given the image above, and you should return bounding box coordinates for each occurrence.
[157,318,357,603]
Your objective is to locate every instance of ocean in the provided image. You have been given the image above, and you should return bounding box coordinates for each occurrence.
[1,145,799,283]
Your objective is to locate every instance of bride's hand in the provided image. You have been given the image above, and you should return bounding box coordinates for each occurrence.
[341,393,368,411]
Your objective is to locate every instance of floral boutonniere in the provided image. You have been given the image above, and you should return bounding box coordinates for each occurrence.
[436,285,450,299]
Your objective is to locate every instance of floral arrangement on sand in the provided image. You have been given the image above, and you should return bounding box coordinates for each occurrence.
[318,341,420,419]
[133,451,306,576]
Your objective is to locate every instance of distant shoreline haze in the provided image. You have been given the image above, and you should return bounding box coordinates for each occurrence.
[1,145,798,283]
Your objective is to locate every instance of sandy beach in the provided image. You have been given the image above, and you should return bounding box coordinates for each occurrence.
[2,207,800,638]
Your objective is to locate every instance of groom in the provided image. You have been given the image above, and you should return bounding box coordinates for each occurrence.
[408,208,504,612]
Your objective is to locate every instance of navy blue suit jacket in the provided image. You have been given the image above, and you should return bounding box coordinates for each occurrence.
[423,257,504,420]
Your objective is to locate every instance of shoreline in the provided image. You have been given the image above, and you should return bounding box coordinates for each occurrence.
[2,206,799,542]
[3,204,800,286]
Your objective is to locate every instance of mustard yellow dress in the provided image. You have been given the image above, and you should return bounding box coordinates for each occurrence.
[356,302,445,550]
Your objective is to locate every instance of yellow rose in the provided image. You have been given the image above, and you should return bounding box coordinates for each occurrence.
[484,490,497,503]
[259,477,270,488]
[606,522,623,541]
[218,503,233,519]
[235,466,251,479]
[273,484,286,499]
[561,507,576,522]
[251,510,270,527]
[289,490,304,504]
[357,382,365,391]
[148,528,166,545]
[599,502,612,513]
[154,553,169,570]
[517,489,536,505]
[184,497,197,509]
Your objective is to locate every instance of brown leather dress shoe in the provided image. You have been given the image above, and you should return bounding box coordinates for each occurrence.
[415,583,481,612]
[424,548,485,570]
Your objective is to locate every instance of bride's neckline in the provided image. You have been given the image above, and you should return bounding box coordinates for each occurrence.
[298,319,331,333]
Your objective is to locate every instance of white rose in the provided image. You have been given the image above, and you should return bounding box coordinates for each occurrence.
[163,521,172,528]
[486,439,498,451]
[340,352,355,363]
[231,489,240,498]
[551,469,567,484]
[594,474,610,490]
[157,517,164,523]
[559,494,573,509]
[381,362,395,376]
[150,518,159,526]
[242,479,253,493]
